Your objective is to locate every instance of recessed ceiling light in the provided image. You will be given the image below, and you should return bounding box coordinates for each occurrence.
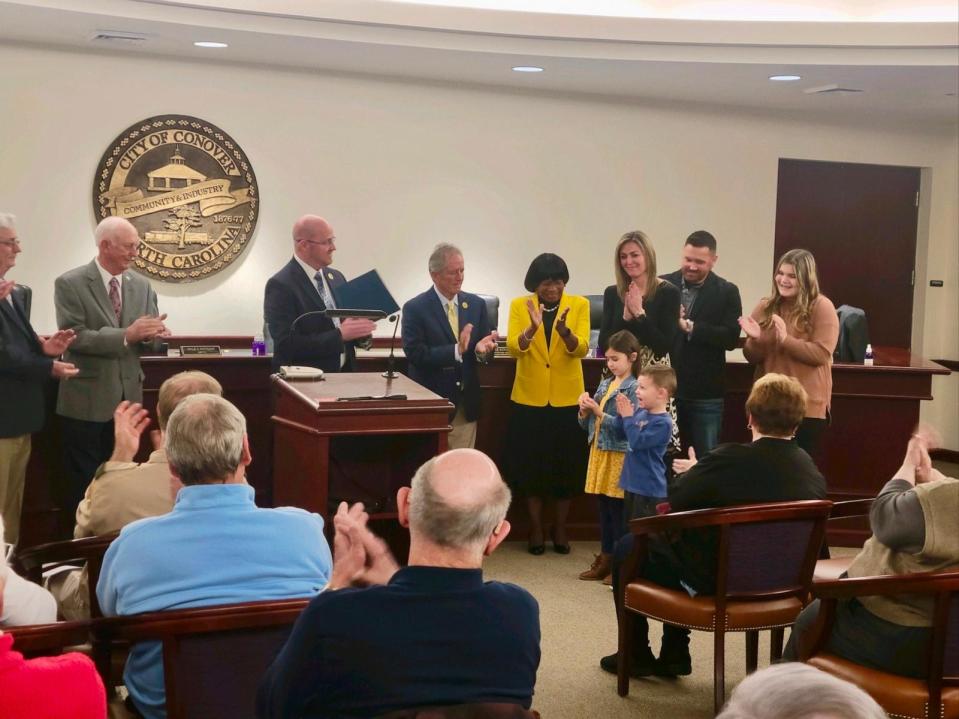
[769,75,802,82]
[512,66,544,73]
[194,41,228,49]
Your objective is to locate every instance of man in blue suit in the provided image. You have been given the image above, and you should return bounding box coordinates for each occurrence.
[402,244,497,449]
[0,213,77,545]
[265,215,376,373]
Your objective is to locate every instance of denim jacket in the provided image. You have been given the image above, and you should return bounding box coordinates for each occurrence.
[578,374,637,452]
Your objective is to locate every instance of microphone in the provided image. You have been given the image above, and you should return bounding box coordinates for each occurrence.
[289,308,386,332]
[382,311,402,380]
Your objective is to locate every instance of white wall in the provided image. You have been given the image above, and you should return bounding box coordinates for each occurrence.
[1,43,956,444]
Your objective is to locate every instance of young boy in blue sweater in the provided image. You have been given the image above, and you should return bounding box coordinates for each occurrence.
[613,365,676,520]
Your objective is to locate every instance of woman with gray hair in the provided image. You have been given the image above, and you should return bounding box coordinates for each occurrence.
[717,663,886,719]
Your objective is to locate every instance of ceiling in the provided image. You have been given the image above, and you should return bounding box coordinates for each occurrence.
[1,0,957,132]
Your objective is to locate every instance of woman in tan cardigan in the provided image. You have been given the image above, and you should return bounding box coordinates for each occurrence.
[739,249,838,458]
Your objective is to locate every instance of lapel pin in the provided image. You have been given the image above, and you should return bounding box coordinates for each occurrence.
[327,272,334,281]
[461,301,468,309]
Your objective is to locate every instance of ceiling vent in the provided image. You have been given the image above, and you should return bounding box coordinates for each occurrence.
[89,30,149,45]
[803,84,864,95]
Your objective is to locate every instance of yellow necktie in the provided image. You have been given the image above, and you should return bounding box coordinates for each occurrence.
[447,301,458,337]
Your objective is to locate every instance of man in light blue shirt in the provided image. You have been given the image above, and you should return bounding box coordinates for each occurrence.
[97,394,332,719]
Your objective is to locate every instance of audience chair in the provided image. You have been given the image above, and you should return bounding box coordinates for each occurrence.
[617,499,831,715]
[14,531,120,619]
[814,498,874,583]
[376,703,541,718]
[91,598,309,719]
[799,570,959,719]
[4,620,90,659]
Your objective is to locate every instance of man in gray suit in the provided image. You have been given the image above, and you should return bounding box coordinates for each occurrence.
[55,216,168,513]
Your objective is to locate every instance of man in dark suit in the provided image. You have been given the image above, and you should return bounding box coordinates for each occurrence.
[264,215,376,374]
[55,216,168,515]
[661,231,742,458]
[402,244,498,449]
[0,213,78,545]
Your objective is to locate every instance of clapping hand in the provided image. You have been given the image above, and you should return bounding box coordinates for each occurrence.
[624,282,644,320]
[328,501,399,590]
[125,313,169,343]
[770,314,788,343]
[458,323,474,354]
[673,446,698,474]
[525,299,543,331]
[614,392,635,418]
[110,401,151,462]
[41,329,76,357]
[738,315,761,339]
[578,391,601,418]
[51,360,78,380]
[475,330,499,355]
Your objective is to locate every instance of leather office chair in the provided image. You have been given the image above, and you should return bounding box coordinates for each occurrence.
[475,294,500,332]
[584,294,604,349]
[15,531,120,619]
[91,597,310,719]
[616,500,831,715]
[800,570,959,719]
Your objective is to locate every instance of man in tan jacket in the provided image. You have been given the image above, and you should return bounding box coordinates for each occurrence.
[49,370,222,619]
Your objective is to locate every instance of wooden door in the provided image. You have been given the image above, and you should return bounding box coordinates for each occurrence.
[775,159,921,348]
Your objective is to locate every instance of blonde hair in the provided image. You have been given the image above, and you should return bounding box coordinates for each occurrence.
[759,249,821,334]
[745,373,808,436]
[157,371,223,430]
[613,231,661,301]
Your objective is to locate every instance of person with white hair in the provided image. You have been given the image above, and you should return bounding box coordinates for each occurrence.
[54,215,168,514]
[97,394,333,719]
[716,663,887,719]
[257,448,541,719]
[0,212,78,545]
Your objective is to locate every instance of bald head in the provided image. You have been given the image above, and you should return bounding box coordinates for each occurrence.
[292,214,336,270]
[408,449,511,549]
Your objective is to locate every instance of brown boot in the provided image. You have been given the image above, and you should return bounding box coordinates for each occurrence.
[579,553,612,581]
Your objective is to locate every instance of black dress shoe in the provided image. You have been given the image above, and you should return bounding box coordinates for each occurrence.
[527,543,546,556]
[655,652,692,677]
[599,650,658,678]
[552,541,571,555]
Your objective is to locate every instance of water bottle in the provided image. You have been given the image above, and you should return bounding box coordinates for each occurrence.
[864,344,874,366]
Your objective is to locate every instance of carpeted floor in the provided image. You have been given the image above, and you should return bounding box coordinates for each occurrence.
[484,541,860,718]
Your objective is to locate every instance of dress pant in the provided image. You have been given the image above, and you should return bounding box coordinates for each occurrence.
[448,406,478,450]
[676,397,724,457]
[59,416,114,516]
[795,416,829,462]
[0,435,31,545]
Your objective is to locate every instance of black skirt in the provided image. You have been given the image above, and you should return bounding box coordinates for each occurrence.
[504,402,588,499]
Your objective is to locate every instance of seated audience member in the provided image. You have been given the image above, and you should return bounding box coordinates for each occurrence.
[785,426,958,677]
[601,373,826,678]
[0,515,56,626]
[97,394,333,719]
[257,448,541,719]
[716,663,886,719]
[47,371,223,621]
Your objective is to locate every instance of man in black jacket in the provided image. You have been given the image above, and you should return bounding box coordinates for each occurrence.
[0,213,77,545]
[264,215,376,373]
[661,231,742,457]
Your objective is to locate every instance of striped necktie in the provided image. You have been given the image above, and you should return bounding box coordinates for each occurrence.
[315,272,340,328]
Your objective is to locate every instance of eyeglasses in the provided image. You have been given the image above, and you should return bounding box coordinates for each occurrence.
[297,238,335,247]
[0,239,20,248]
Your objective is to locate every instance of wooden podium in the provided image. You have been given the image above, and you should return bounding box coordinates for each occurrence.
[270,373,453,525]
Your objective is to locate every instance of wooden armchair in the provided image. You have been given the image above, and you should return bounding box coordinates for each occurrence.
[91,598,310,719]
[617,499,831,715]
[814,498,873,583]
[14,531,119,618]
[3,620,90,658]
[799,570,959,719]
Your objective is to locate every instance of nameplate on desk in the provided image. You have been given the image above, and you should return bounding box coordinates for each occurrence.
[180,345,222,356]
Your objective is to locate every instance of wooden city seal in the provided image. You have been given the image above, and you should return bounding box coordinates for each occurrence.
[93,114,259,283]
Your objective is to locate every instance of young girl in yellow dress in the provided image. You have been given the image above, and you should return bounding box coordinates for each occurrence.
[576,330,640,582]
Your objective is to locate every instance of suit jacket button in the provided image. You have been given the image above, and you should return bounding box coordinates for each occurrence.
[545,363,550,368]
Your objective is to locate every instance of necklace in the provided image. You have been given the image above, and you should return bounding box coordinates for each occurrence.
[540,304,559,313]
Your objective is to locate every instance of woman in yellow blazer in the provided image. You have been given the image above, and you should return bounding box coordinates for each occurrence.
[505,253,590,555]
